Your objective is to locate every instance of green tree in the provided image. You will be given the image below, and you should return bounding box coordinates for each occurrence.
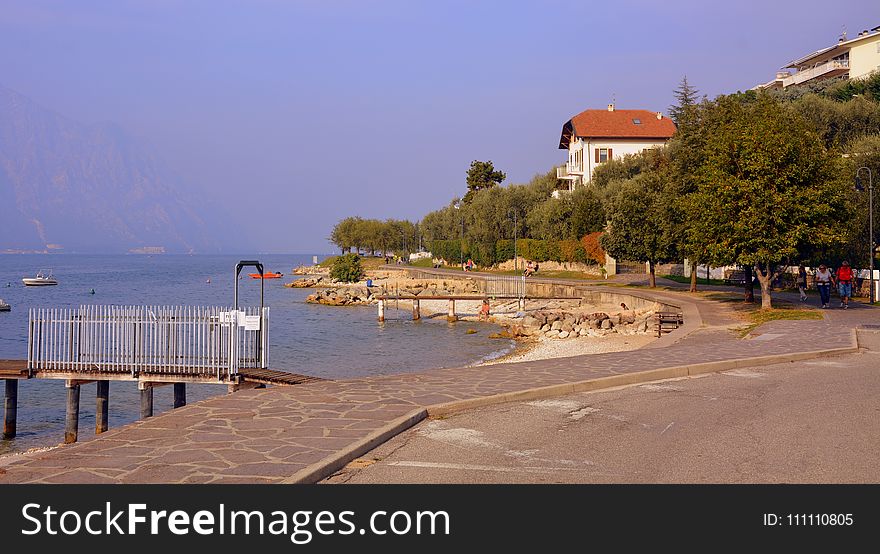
[686,94,849,308]
[330,253,364,283]
[463,160,506,203]
[668,75,700,126]
[600,170,679,288]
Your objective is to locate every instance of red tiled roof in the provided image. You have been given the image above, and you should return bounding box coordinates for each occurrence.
[559,109,677,148]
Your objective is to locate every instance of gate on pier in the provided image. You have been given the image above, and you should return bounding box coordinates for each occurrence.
[26,305,269,379]
[483,275,526,299]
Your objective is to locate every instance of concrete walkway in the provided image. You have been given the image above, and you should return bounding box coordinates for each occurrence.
[0,283,870,484]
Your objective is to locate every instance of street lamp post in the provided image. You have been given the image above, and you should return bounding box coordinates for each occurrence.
[507,208,518,274]
[454,201,465,270]
[857,167,875,303]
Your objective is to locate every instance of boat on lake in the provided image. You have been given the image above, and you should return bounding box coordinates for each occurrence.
[22,270,58,286]
[0,298,10,311]
[249,272,283,279]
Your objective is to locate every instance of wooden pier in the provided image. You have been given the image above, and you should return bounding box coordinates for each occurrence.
[0,303,325,445]
[1,358,323,443]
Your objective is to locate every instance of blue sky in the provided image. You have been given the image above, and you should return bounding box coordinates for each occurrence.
[1,0,878,253]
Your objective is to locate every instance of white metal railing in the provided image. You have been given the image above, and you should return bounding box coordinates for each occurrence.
[783,59,849,87]
[483,276,525,299]
[557,166,581,179]
[27,305,269,378]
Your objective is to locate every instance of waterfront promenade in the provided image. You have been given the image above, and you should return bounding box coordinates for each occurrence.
[0,280,870,484]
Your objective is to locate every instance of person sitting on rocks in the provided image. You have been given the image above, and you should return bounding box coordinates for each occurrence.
[479,299,490,320]
[523,261,534,277]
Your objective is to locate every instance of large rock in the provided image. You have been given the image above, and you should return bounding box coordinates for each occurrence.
[600,318,613,330]
[550,320,563,332]
[522,315,543,329]
[557,331,570,339]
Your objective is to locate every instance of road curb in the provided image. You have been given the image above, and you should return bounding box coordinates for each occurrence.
[281,408,428,484]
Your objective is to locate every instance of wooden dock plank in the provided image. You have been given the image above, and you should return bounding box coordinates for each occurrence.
[238,368,325,386]
[0,359,321,386]
[0,360,28,379]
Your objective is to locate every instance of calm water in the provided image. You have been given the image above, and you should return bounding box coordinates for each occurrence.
[0,254,513,455]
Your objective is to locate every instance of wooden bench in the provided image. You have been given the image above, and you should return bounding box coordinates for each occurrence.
[723,270,747,286]
[655,311,684,338]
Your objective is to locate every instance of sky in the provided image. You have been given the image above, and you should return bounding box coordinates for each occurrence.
[1,0,878,254]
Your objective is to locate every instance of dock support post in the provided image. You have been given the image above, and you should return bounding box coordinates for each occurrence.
[412,299,420,320]
[518,298,526,311]
[139,383,153,419]
[3,379,18,439]
[173,383,186,409]
[448,299,456,322]
[65,381,80,444]
[96,380,109,434]
[378,299,385,322]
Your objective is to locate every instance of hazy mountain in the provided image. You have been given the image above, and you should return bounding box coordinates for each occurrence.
[0,84,229,253]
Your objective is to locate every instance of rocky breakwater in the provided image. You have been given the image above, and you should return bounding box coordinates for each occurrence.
[303,277,484,308]
[305,285,374,306]
[286,276,325,288]
[501,307,655,340]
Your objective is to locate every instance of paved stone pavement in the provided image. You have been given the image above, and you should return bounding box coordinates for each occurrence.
[0,283,871,484]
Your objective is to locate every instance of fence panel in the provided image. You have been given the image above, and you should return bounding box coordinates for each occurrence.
[27,305,269,378]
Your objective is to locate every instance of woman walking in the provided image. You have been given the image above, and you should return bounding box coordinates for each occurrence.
[798,265,808,301]
[815,264,834,309]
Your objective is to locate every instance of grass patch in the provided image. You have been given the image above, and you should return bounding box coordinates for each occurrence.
[734,304,822,337]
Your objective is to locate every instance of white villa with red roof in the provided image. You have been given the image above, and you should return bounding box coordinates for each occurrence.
[556,103,677,189]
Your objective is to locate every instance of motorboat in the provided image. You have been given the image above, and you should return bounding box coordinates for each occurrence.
[22,270,58,286]
[0,298,10,311]
[249,272,283,279]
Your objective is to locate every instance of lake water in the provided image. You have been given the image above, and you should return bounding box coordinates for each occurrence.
[0,254,513,455]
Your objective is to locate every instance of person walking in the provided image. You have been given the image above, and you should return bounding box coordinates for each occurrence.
[798,265,808,301]
[815,264,834,308]
[836,260,854,309]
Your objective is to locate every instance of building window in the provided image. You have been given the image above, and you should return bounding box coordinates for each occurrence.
[599,148,608,163]
[632,118,641,124]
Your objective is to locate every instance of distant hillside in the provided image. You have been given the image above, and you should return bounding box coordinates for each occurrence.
[0,84,223,253]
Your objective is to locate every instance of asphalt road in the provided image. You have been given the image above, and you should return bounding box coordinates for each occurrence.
[323,351,880,484]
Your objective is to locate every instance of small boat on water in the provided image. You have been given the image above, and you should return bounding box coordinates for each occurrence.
[249,272,283,279]
[0,298,10,312]
[22,270,58,286]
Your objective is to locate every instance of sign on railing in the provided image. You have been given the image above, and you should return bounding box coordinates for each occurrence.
[27,305,269,379]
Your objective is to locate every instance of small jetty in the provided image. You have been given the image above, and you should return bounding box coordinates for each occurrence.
[0,260,324,445]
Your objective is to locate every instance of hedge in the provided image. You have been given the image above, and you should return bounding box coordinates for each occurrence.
[428,238,590,266]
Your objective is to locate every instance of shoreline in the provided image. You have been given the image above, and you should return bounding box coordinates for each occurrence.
[293,268,661,368]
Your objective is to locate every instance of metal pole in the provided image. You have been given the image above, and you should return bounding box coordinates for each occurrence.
[858,168,874,303]
[870,172,874,304]
[508,208,518,274]
[460,217,464,270]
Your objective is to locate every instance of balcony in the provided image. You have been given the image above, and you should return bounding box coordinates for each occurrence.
[782,59,849,88]
[556,165,582,180]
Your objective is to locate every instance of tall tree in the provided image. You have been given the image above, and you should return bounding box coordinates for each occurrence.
[668,76,700,126]
[601,170,679,288]
[463,160,506,203]
[686,94,849,308]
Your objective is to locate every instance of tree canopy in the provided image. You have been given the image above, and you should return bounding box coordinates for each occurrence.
[463,160,506,203]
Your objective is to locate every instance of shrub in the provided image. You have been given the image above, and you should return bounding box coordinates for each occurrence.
[581,232,606,264]
[330,253,364,282]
